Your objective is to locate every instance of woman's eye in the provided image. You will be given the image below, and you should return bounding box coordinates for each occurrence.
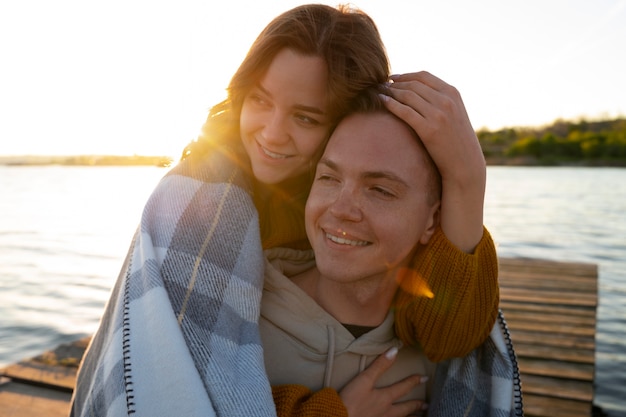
[295,113,320,126]
[248,93,269,107]
[252,95,265,104]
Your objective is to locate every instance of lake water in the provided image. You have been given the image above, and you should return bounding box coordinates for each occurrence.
[0,165,624,415]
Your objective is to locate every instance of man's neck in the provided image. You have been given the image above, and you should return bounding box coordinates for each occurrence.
[293,267,398,327]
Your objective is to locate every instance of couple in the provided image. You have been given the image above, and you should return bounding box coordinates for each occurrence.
[71,4,522,417]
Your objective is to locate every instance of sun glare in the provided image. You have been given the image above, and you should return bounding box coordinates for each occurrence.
[0,1,624,157]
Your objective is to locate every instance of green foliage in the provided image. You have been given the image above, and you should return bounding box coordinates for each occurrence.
[478,117,626,165]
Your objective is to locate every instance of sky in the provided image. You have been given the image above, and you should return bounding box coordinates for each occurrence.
[1,0,625,157]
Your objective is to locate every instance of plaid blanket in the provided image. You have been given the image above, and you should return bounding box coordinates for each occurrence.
[71,151,277,417]
[429,310,524,417]
[70,148,522,417]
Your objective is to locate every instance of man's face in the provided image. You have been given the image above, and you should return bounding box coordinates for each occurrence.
[305,111,439,286]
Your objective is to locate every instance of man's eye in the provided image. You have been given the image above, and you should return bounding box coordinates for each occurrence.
[372,187,395,198]
[316,174,337,182]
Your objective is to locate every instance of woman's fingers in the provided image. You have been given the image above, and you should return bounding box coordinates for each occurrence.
[379,90,425,128]
[365,346,400,378]
[389,71,443,90]
[339,347,429,417]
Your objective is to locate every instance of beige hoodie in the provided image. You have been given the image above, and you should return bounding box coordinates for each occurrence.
[260,247,435,401]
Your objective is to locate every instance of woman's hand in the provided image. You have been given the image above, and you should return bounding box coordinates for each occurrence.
[339,347,428,417]
[382,71,486,252]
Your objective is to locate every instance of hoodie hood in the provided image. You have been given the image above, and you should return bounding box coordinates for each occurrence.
[261,247,417,392]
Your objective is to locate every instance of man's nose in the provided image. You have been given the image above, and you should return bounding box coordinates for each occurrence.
[329,186,363,222]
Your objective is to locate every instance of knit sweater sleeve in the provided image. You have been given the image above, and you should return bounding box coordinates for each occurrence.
[393,226,499,362]
[273,385,348,417]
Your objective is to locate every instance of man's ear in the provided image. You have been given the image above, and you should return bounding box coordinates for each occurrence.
[419,202,441,245]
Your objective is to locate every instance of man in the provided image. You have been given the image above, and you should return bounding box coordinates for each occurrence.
[260,89,523,417]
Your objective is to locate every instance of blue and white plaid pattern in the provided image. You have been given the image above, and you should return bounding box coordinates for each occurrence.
[430,311,524,416]
[71,152,277,417]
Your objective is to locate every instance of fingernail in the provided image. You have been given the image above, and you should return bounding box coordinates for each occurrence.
[421,403,429,410]
[378,93,389,102]
[385,346,398,360]
[420,376,429,383]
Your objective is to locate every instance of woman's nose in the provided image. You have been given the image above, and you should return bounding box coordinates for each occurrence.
[261,111,289,145]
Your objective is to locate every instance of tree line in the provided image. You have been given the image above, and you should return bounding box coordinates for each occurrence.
[477,117,626,166]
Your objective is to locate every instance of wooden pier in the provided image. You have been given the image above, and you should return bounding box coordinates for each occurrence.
[0,337,88,417]
[498,257,598,416]
[0,257,599,417]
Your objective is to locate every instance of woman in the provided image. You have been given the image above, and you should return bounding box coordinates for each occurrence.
[71,4,499,417]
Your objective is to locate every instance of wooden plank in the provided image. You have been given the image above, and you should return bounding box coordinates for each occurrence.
[499,263,598,279]
[0,338,87,392]
[523,393,592,417]
[518,356,595,381]
[499,301,597,319]
[498,257,597,417]
[521,374,593,402]
[499,258,598,277]
[504,317,595,337]
[504,309,597,327]
[1,362,78,392]
[515,343,595,365]
[0,377,71,417]
[500,268,597,282]
[499,272,597,292]
[507,329,595,350]
[500,287,597,307]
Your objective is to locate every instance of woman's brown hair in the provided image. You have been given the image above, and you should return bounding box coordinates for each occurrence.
[184,4,390,159]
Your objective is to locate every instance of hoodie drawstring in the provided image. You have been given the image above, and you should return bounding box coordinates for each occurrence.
[358,355,367,373]
[323,326,336,388]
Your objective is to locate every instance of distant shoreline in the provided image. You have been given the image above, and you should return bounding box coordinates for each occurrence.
[4,117,625,168]
[484,156,626,167]
[1,155,624,168]
[0,155,173,167]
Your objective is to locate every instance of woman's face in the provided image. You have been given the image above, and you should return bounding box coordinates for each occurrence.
[240,48,331,185]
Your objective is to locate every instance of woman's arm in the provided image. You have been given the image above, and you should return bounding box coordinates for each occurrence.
[273,348,427,417]
[382,73,499,361]
[384,71,486,253]
[394,226,499,362]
